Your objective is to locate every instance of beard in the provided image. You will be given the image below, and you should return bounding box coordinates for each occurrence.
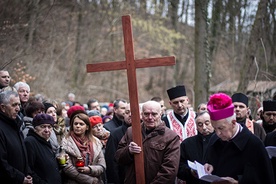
[262,120,276,133]
[236,116,246,123]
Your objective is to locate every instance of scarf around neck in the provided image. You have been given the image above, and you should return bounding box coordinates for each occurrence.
[70,131,94,165]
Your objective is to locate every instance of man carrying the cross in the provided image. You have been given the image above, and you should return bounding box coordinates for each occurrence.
[115,100,180,184]
[163,85,197,142]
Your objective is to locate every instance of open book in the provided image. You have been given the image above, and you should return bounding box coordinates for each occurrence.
[188,160,225,183]
[266,146,276,159]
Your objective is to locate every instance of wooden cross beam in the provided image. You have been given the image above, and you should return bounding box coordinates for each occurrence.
[86,15,175,184]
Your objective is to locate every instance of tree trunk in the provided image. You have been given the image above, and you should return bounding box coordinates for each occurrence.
[237,0,268,92]
[194,0,209,107]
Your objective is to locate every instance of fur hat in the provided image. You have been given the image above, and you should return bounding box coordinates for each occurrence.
[263,100,276,112]
[167,85,186,100]
[231,93,248,107]
[89,116,103,127]
[67,105,86,119]
[33,114,55,127]
[207,93,234,121]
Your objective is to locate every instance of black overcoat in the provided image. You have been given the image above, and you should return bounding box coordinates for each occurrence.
[205,125,275,184]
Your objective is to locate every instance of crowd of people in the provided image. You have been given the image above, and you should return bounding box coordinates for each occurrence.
[1,69,276,184]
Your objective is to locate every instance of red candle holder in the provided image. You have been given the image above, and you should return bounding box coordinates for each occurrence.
[75,157,85,167]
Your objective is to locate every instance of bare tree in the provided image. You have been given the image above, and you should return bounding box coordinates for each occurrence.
[194,0,209,107]
[237,0,269,92]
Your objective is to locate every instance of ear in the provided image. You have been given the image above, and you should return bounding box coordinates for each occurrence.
[231,119,237,126]
[0,104,6,113]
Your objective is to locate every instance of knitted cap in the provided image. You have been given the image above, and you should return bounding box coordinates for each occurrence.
[167,85,186,100]
[87,110,101,117]
[43,102,55,113]
[33,114,55,127]
[67,105,86,119]
[207,93,234,121]
[89,116,103,127]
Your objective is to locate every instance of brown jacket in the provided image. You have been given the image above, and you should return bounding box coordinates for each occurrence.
[62,136,106,184]
[115,123,180,184]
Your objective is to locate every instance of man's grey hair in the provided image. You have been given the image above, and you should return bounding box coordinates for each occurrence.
[0,91,19,105]
[14,82,30,92]
[226,113,236,123]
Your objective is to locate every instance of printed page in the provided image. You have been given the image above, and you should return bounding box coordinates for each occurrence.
[266,146,276,158]
[188,160,225,182]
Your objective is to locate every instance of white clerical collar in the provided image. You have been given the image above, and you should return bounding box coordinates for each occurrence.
[231,123,243,140]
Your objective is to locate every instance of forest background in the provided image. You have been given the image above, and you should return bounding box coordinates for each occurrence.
[0,0,275,115]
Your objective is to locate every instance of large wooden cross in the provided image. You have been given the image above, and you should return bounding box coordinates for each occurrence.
[86,15,175,184]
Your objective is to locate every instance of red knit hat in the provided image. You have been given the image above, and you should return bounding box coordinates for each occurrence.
[89,116,103,127]
[67,105,86,119]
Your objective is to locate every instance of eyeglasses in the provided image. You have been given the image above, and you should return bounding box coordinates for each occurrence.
[143,112,159,117]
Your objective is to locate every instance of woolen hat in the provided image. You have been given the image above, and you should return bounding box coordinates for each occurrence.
[67,105,86,119]
[87,110,101,117]
[167,85,186,100]
[263,100,276,112]
[231,93,248,107]
[207,93,234,121]
[33,114,55,127]
[89,116,103,127]
[43,102,55,113]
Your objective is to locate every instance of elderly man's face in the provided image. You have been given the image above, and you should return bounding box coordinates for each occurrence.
[196,113,214,136]
[211,118,236,141]
[0,95,21,119]
[17,86,30,103]
[142,102,162,130]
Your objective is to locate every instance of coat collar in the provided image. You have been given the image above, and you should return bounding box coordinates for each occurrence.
[209,124,250,151]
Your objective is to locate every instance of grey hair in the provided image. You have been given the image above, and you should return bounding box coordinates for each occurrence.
[0,91,19,105]
[226,113,236,123]
[195,111,209,120]
[14,82,30,92]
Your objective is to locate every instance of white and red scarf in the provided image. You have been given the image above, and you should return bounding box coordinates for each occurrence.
[167,110,197,142]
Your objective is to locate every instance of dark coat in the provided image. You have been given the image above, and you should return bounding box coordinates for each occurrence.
[239,118,266,141]
[115,123,180,184]
[105,123,129,184]
[0,111,31,183]
[24,129,62,184]
[104,115,124,131]
[178,132,214,184]
[205,125,275,184]
[264,131,276,184]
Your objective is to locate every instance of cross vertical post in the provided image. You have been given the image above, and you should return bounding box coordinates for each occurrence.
[86,15,176,184]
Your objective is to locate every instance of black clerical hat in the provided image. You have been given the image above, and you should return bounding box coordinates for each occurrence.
[263,100,276,112]
[167,85,186,100]
[231,93,248,107]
